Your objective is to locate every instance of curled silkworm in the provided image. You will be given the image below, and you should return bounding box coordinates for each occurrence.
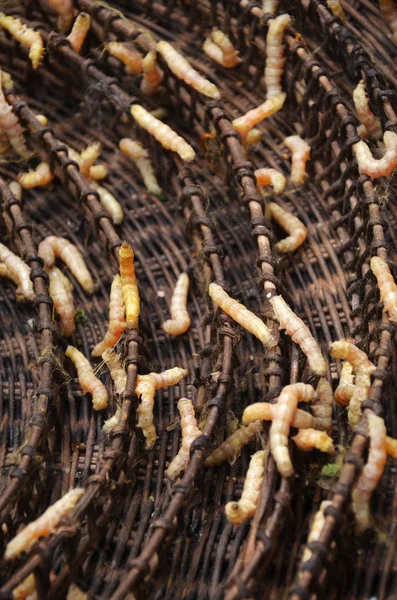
[265,14,291,100]
[5,488,84,559]
[0,242,34,301]
[262,0,279,15]
[89,180,123,225]
[326,0,345,21]
[140,50,163,95]
[67,12,90,53]
[232,93,285,142]
[334,362,355,406]
[284,135,311,185]
[0,263,23,298]
[353,131,397,178]
[301,501,333,563]
[38,236,94,293]
[353,80,382,140]
[18,162,53,188]
[157,40,221,99]
[209,282,277,348]
[130,104,195,162]
[255,168,286,194]
[371,256,397,324]
[202,29,239,68]
[119,241,140,329]
[102,348,126,395]
[47,266,75,337]
[92,274,126,357]
[352,413,387,532]
[312,378,333,434]
[119,137,163,196]
[270,295,326,375]
[270,383,316,477]
[106,42,143,75]
[243,402,318,430]
[205,421,263,467]
[0,14,43,70]
[379,0,397,43]
[0,71,28,156]
[79,142,101,179]
[166,398,201,480]
[66,345,108,410]
[47,0,75,32]
[292,428,334,453]
[162,273,191,336]
[225,450,266,524]
[268,202,307,252]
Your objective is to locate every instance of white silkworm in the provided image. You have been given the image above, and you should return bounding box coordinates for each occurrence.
[232,93,285,142]
[166,398,201,480]
[262,0,279,15]
[255,167,286,194]
[89,181,123,225]
[225,450,266,524]
[101,348,127,395]
[242,402,318,430]
[371,256,397,324]
[326,0,345,21]
[353,131,397,178]
[47,266,75,337]
[119,242,140,329]
[0,70,28,156]
[353,80,382,140]
[47,0,75,32]
[106,42,143,75]
[0,242,34,301]
[92,274,126,357]
[334,362,355,406]
[267,202,308,253]
[202,29,239,68]
[140,50,163,95]
[292,428,334,453]
[0,14,43,69]
[67,12,91,53]
[301,501,332,563]
[312,378,333,434]
[119,137,163,196]
[18,163,53,188]
[0,263,22,298]
[38,236,94,294]
[379,0,397,43]
[66,345,108,410]
[265,14,291,100]
[162,273,191,336]
[205,421,263,467]
[284,135,311,185]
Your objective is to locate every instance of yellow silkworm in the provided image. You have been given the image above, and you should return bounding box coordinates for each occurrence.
[353,80,382,140]
[38,236,94,294]
[66,345,108,410]
[284,135,311,185]
[157,40,221,99]
[386,435,397,458]
[268,202,307,252]
[371,256,397,324]
[130,104,196,162]
[326,0,345,21]
[269,295,326,376]
[205,421,263,467]
[0,242,34,301]
[0,14,43,70]
[225,450,266,524]
[270,383,316,477]
[255,168,286,194]
[232,93,285,142]
[301,501,333,563]
[312,378,333,434]
[242,402,318,429]
[119,137,163,196]
[89,180,123,225]
[379,0,397,43]
[352,413,387,532]
[79,142,101,179]
[12,572,56,600]
[101,348,127,395]
[92,274,126,357]
[292,428,334,453]
[334,361,355,406]
[47,266,75,337]
[119,241,140,329]
[67,12,90,53]
[106,42,143,75]
[0,71,28,157]
[5,488,84,559]
[354,131,397,178]
[47,0,75,32]
[88,164,108,180]
[209,282,277,349]
[166,398,201,480]
[265,14,291,100]
[202,29,239,68]
[262,0,279,15]
[245,128,262,150]
[34,114,48,127]
[140,50,163,95]
[162,273,191,336]
[18,162,53,188]
[0,263,22,297]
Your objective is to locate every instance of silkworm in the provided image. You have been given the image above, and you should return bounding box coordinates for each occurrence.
[255,168,286,194]
[0,263,29,301]
[67,12,90,53]
[106,42,143,75]
[136,367,188,449]
[270,383,316,477]
[89,181,124,225]
[0,242,34,301]
[66,345,108,410]
[38,236,94,294]
[353,131,397,178]
[18,162,53,188]
[0,72,29,156]
[205,421,263,467]
[78,142,101,178]
[166,398,201,480]
[265,14,291,100]
[8,180,22,200]
[232,93,285,142]
[326,0,345,21]
[334,362,355,406]
[140,50,163,95]
[292,428,334,453]
[157,40,221,99]
[268,202,308,252]
[352,413,387,532]
[245,128,262,150]
[379,0,397,43]
[225,450,266,524]
[47,266,75,337]
[284,135,311,185]
[119,137,163,196]
[301,501,333,563]
[386,436,397,458]
[202,29,239,68]
[88,164,108,180]
[262,0,279,15]
[92,274,126,357]
[0,14,43,70]
[209,282,277,348]
[12,573,56,600]
[269,294,326,376]
[353,80,382,140]
[101,348,127,395]
[371,256,397,324]
[311,378,333,434]
[130,104,195,162]
[47,0,75,32]
[119,241,140,329]
[5,488,84,559]
[243,402,318,430]
[162,273,191,336]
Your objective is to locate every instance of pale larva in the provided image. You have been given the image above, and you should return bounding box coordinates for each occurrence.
[379,0,397,43]
[268,202,307,253]
[140,50,164,96]
[312,378,333,434]
[352,413,387,532]
[101,348,127,395]
[119,242,140,329]
[244,128,262,150]
[47,266,75,337]
[38,236,94,294]
[18,162,53,188]
[370,256,397,324]
[292,428,334,453]
[284,135,311,185]
[301,501,333,563]
[264,14,292,100]
[326,0,346,21]
[0,71,28,157]
[166,398,201,480]
[66,345,108,410]
[353,131,397,179]
[255,167,286,194]
[353,80,382,140]
[0,14,43,70]
[88,164,108,180]
[5,488,84,560]
[209,282,277,349]
[232,93,285,143]
[269,294,326,376]
[47,0,75,32]
[0,263,27,302]
[270,383,316,477]
[225,450,266,525]
[67,12,91,53]
[242,402,318,430]
[262,0,279,15]
[79,142,101,179]
[205,421,263,467]
[334,361,355,406]
[89,180,124,225]
[92,274,126,357]
[0,242,34,301]
[130,104,195,162]
[386,436,397,458]
[119,137,163,197]
[202,29,239,68]
[106,42,143,75]
[8,180,22,200]
[162,273,191,336]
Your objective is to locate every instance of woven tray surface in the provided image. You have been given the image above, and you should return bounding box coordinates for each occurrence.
[0,1,397,598]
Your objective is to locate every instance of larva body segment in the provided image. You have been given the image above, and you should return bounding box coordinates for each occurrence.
[0,73,28,157]
[379,0,397,43]
[140,51,163,95]
[0,263,22,296]
[326,0,345,21]
[0,242,34,301]
[166,398,201,480]
[9,180,23,200]
[270,295,326,376]
[255,168,286,194]
[18,162,53,188]
[38,236,94,294]
[371,256,397,324]
[78,142,101,179]
[119,242,140,329]
[209,283,277,348]
[67,12,91,53]
[354,131,397,178]
[312,378,333,434]
[225,450,266,524]
[264,14,291,100]
[270,383,316,477]
[101,348,127,395]
[334,362,355,406]
[284,135,311,185]
[245,128,262,150]
[352,413,387,532]
[5,488,84,560]
[106,42,143,75]
[47,0,75,32]
[268,202,308,253]
[89,181,123,225]
[353,80,382,140]
[205,421,263,467]
[292,428,334,453]
[243,402,318,429]
[157,41,221,99]
[0,14,44,70]
[47,266,75,337]
[12,572,56,600]
[92,274,126,357]
[88,164,108,180]
[163,273,191,336]
[66,346,108,410]
[203,29,239,68]
[119,138,163,196]
[301,501,333,563]
[232,93,285,142]
[262,0,279,15]
[386,436,397,458]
